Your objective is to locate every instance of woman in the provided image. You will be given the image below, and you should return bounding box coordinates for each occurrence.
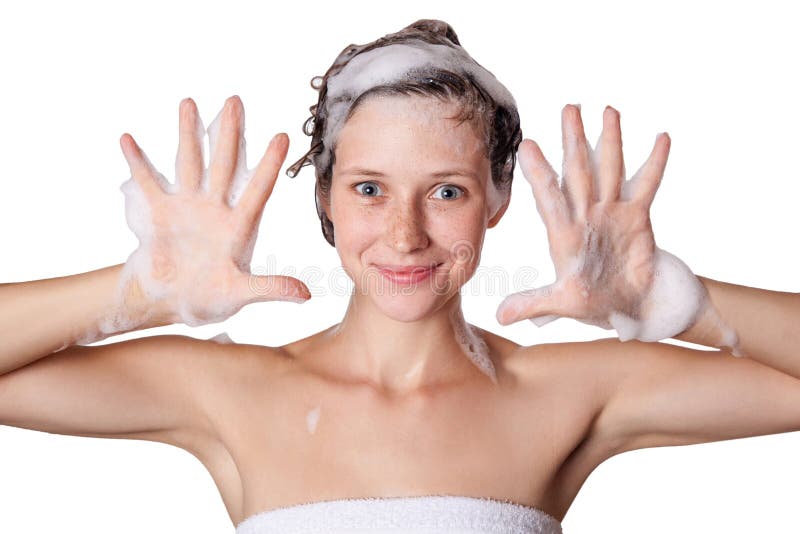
[1,18,798,534]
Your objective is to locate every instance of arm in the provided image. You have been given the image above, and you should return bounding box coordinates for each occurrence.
[0,334,221,451]
[499,106,798,374]
[674,276,800,378]
[501,106,800,455]
[0,264,211,448]
[0,264,171,376]
[0,96,305,463]
[587,338,800,455]
[2,96,305,375]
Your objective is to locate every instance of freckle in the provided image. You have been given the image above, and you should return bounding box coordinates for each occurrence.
[306,406,321,434]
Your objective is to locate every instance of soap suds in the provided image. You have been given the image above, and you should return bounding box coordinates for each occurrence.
[73,99,305,347]
[497,120,743,354]
[449,306,497,383]
[306,406,321,434]
[300,39,516,177]
[208,332,234,344]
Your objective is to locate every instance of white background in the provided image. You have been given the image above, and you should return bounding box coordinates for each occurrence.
[1,0,798,532]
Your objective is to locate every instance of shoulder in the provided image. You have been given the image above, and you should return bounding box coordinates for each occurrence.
[500,335,618,376]
[504,336,653,377]
[135,333,294,415]
[129,333,290,376]
[507,337,711,447]
[186,335,296,391]
[501,336,657,421]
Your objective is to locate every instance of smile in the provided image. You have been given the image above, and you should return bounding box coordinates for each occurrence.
[375,264,440,285]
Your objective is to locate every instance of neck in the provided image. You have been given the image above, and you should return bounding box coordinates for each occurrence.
[322,291,497,394]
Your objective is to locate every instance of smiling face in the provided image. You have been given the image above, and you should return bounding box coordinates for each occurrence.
[321,94,510,322]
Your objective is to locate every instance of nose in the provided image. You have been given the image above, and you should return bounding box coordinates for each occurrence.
[384,198,429,253]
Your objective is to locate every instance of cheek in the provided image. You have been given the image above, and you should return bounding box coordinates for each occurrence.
[428,204,487,270]
[329,198,381,262]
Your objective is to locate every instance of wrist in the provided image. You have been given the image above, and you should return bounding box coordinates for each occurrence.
[613,248,706,343]
[673,276,742,355]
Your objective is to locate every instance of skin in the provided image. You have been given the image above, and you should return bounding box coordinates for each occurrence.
[310,94,509,391]
[2,95,800,530]
[496,108,670,329]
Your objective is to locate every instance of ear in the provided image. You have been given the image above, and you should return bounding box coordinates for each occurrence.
[488,192,511,229]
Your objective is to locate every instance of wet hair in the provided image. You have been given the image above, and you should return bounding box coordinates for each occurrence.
[286,19,523,247]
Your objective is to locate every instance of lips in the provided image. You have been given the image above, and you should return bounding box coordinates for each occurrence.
[375,263,439,274]
[374,263,441,284]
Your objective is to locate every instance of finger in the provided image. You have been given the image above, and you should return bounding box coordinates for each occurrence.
[208,95,244,202]
[596,106,624,202]
[518,139,570,229]
[237,133,289,226]
[119,133,166,201]
[176,98,205,193]
[237,273,311,304]
[561,104,592,220]
[623,133,671,210]
[495,283,567,326]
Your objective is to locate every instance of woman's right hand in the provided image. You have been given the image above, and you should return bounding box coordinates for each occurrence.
[114,95,310,328]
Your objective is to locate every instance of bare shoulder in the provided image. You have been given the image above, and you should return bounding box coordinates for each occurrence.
[0,332,290,459]
[501,336,653,443]
[501,335,633,383]
[124,334,293,445]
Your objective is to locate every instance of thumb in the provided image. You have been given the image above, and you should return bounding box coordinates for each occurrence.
[496,283,566,326]
[237,274,311,304]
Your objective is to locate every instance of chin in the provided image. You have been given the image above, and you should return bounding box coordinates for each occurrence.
[361,268,459,322]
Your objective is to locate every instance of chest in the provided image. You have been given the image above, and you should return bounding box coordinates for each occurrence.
[210,371,595,520]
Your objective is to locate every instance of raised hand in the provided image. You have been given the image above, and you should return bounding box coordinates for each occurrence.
[496,104,709,343]
[108,96,310,331]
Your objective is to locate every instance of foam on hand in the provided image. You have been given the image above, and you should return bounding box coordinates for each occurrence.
[76,102,286,346]
[521,243,742,356]
[605,248,704,341]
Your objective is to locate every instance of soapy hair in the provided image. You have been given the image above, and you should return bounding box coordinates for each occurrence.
[286,19,523,247]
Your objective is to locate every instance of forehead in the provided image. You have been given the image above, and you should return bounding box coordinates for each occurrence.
[333,95,488,170]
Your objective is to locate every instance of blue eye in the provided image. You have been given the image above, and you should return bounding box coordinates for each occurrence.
[354,181,382,197]
[432,184,464,200]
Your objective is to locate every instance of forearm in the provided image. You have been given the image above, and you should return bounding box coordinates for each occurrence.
[0,264,172,375]
[674,275,800,377]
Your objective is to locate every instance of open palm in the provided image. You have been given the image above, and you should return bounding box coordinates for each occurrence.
[116,96,310,328]
[496,105,702,340]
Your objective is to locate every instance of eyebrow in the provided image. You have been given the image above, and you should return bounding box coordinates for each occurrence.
[339,166,479,181]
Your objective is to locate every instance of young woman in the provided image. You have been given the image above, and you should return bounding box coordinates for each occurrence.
[1,19,798,534]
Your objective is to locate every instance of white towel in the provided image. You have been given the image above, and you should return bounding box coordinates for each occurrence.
[235,495,563,534]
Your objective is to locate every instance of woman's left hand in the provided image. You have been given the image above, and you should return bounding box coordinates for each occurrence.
[496,104,672,331]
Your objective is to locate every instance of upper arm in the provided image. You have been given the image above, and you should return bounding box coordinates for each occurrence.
[0,334,219,449]
[592,339,800,454]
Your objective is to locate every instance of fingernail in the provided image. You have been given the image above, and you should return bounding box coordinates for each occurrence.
[286,284,310,300]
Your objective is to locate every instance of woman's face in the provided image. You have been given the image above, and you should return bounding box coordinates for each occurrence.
[324,95,509,322]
